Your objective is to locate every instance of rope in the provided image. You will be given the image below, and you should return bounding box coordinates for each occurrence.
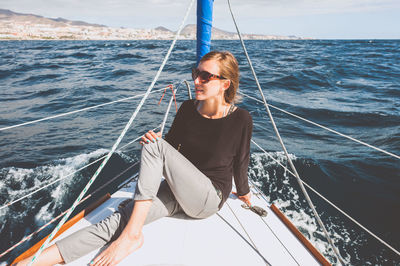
[158,84,178,112]
[28,1,195,262]
[1,80,185,210]
[226,0,345,264]
[3,81,180,258]
[0,162,139,259]
[250,138,400,257]
[0,126,159,211]
[240,92,400,161]
[0,87,167,132]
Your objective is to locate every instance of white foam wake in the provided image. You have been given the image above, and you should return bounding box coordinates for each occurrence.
[249,152,353,264]
[0,149,133,226]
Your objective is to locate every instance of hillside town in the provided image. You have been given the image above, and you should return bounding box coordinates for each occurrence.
[0,9,306,40]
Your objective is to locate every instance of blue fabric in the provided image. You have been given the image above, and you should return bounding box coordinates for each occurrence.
[196,0,214,65]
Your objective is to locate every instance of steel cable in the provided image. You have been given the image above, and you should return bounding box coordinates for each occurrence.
[227,0,345,264]
[28,0,195,263]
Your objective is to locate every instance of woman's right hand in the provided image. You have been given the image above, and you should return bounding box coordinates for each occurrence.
[140,130,162,145]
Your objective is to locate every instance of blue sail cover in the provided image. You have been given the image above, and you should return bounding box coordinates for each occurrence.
[196,0,214,65]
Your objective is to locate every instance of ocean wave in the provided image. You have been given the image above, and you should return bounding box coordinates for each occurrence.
[94,69,140,81]
[291,106,399,128]
[266,71,331,91]
[70,85,116,97]
[19,73,63,85]
[139,42,164,50]
[0,69,15,80]
[53,54,68,59]
[0,148,132,262]
[10,63,62,76]
[0,148,136,257]
[27,98,74,113]
[60,44,89,50]
[1,39,398,265]
[248,152,353,264]
[70,52,96,59]
[33,87,63,97]
[111,69,139,77]
[111,53,146,60]
[26,45,53,51]
[0,149,108,206]
[0,53,14,59]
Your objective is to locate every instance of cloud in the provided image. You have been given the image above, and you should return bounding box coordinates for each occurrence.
[1,0,399,37]
[215,0,400,18]
[3,0,400,20]
[5,0,399,18]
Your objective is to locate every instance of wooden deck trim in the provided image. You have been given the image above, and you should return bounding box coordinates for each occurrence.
[270,204,331,266]
[12,193,110,264]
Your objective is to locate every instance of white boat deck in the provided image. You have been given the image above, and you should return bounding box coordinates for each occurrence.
[51,180,322,265]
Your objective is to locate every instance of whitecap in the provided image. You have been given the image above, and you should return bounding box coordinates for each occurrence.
[249,152,353,263]
[0,148,133,228]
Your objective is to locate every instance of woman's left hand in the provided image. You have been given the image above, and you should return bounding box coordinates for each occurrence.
[233,191,251,207]
[140,130,162,145]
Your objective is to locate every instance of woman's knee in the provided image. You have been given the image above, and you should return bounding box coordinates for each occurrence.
[141,138,172,156]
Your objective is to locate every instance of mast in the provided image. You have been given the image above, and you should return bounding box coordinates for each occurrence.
[196,0,214,64]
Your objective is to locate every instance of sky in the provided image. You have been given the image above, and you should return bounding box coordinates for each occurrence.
[1,0,400,39]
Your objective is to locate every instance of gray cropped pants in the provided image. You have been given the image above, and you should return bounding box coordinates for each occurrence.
[56,138,221,263]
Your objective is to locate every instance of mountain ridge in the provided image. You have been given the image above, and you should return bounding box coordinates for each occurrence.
[0,8,105,28]
[0,8,308,40]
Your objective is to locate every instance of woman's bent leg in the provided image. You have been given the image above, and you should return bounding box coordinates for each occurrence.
[42,138,220,264]
[135,139,221,219]
[89,139,220,265]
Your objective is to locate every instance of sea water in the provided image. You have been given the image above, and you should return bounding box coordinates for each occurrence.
[0,40,399,265]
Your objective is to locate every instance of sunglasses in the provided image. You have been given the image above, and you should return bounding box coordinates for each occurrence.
[192,68,226,83]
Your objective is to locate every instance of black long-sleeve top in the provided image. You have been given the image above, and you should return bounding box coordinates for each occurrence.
[165,99,252,208]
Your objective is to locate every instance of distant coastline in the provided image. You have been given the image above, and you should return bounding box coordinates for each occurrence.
[0,9,310,40]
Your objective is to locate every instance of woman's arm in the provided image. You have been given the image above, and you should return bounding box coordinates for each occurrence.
[233,112,253,205]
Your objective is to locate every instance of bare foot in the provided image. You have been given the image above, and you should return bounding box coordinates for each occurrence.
[91,232,144,266]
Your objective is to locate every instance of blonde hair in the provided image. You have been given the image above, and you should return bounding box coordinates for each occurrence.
[199,51,240,104]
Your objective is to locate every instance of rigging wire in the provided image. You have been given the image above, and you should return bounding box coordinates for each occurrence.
[254,208,300,266]
[3,82,181,260]
[225,201,259,251]
[0,163,139,259]
[1,80,186,211]
[1,1,396,263]
[239,92,400,161]
[0,126,159,211]
[0,87,167,132]
[226,0,345,264]
[216,213,272,265]
[224,202,271,266]
[28,1,196,263]
[226,196,302,265]
[250,135,400,257]
[247,175,301,265]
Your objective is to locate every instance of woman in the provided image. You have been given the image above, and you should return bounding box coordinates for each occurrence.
[16,50,252,265]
